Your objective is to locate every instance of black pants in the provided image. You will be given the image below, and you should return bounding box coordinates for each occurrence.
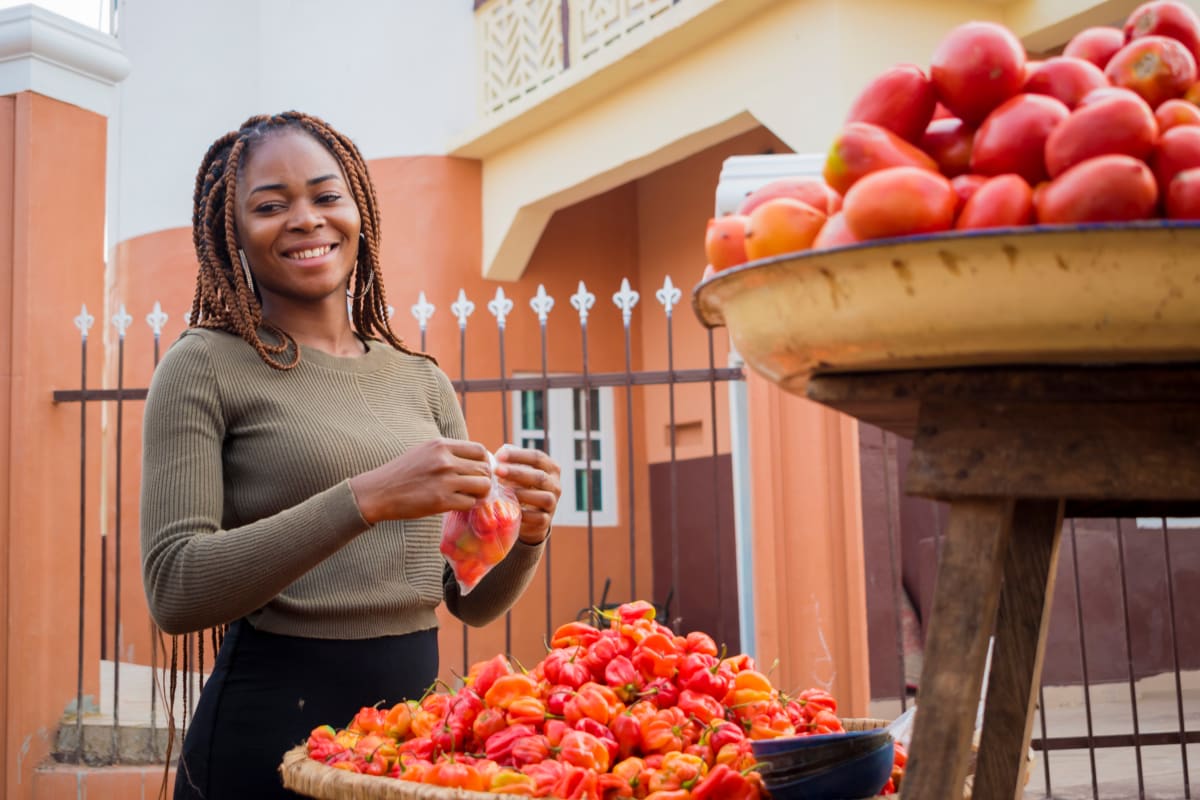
[174,619,439,799]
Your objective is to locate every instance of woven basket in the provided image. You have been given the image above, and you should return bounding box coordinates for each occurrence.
[279,718,894,799]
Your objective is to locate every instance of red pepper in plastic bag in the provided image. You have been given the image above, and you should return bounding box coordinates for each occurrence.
[440,451,522,595]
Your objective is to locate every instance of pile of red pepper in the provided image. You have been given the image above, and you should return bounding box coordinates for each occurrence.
[304,601,906,797]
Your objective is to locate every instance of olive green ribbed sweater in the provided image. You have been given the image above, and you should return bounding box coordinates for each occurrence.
[140,327,544,639]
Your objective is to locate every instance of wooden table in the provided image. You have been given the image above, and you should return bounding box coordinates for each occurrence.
[807,363,1200,800]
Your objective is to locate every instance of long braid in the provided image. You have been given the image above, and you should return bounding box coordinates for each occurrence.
[187,110,431,369]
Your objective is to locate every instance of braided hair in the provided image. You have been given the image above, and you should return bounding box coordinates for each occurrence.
[189,111,421,369]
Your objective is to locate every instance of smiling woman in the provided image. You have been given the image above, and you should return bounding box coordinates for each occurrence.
[141,112,562,799]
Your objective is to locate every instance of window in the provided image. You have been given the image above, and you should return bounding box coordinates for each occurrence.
[513,382,617,527]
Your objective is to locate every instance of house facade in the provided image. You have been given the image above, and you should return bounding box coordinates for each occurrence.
[1,1,1195,798]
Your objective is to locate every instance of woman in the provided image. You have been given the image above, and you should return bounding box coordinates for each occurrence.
[140,111,560,798]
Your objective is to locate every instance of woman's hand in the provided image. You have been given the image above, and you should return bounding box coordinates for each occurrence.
[349,438,492,525]
[494,445,562,545]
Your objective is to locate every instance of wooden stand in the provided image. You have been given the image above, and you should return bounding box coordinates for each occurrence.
[807,364,1200,800]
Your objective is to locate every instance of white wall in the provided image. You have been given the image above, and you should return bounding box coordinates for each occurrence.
[111,0,477,244]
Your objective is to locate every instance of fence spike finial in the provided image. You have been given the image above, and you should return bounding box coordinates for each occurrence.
[112,304,133,339]
[451,289,475,331]
[488,286,514,330]
[530,284,554,324]
[74,304,95,340]
[656,275,681,318]
[146,302,168,336]
[411,291,435,332]
[613,278,640,326]
[570,280,596,324]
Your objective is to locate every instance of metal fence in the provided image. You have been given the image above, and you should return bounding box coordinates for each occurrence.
[51,275,746,763]
[51,282,1197,797]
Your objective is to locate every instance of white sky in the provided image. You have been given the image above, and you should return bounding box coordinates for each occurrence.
[0,0,109,31]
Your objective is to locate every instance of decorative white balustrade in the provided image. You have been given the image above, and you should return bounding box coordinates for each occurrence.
[476,0,681,116]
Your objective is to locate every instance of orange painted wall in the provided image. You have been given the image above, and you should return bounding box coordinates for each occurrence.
[2,92,108,800]
[634,126,789,464]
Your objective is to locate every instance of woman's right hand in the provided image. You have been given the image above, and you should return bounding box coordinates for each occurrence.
[348,438,493,525]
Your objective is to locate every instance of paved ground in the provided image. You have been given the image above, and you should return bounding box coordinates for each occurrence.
[871,672,1199,799]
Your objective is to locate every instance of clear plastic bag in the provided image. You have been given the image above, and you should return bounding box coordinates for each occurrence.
[439,451,522,595]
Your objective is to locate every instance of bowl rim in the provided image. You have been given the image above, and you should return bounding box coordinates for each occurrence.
[691,219,1200,327]
[750,726,891,755]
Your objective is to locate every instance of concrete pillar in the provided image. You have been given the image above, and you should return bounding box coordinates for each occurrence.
[747,373,873,718]
[0,7,128,797]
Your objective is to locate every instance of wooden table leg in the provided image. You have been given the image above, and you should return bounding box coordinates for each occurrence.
[973,499,1065,800]
[902,499,1014,800]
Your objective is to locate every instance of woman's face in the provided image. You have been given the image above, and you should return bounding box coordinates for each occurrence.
[234,128,362,311]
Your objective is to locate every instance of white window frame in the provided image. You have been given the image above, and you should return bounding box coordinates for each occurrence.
[1135,518,1200,530]
[513,379,618,527]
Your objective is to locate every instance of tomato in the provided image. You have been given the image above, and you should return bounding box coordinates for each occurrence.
[842,166,956,240]
[737,177,840,217]
[845,64,937,143]
[1064,26,1126,70]
[703,216,748,272]
[1151,123,1200,191]
[1044,88,1158,177]
[1105,35,1198,107]
[1023,56,1109,109]
[920,117,975,177]
[1166,167,1200,217]
[950,174,988,217]
[823,121,939,194]
[1125,1,1200,62]
[743,197,825,260]
[812,211,860,249]
[1156,97,1200,130]
[1035,154,1159,223]
[930,21,1026,125]
[970,93,1069,184]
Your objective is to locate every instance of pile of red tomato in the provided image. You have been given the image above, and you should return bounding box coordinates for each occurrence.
[704,0,1200,276]
[304,601,906,797]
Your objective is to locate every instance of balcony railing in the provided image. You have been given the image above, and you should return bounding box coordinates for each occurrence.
[476,0,680,115]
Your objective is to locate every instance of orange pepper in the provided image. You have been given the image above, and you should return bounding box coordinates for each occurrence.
[383,701,414,739]
[565,681,622,726]
[551,621,602,649]
[484,673,539,710]
[647,751,708,792]
[423,756,486,791]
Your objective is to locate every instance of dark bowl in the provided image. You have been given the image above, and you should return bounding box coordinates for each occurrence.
[761,738,895,800]
[752,728,891,778]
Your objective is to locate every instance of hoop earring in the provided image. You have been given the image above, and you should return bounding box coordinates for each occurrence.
[348,268,375,300]
[238,248,256,295]
[347,232,374,300]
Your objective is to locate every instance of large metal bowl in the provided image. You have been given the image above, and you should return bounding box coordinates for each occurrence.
[692,221,1200,395]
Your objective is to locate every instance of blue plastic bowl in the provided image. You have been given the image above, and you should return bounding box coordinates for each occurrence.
[760,738,895,800]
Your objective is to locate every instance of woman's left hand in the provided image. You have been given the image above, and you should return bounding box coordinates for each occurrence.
[494,445,561,545]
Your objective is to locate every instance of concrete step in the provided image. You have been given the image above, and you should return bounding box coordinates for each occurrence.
[33,762,175,800]
[53,659,205,766]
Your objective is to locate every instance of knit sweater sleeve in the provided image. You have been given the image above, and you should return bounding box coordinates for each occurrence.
[139,333,371,635]
[430,362,545,627]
